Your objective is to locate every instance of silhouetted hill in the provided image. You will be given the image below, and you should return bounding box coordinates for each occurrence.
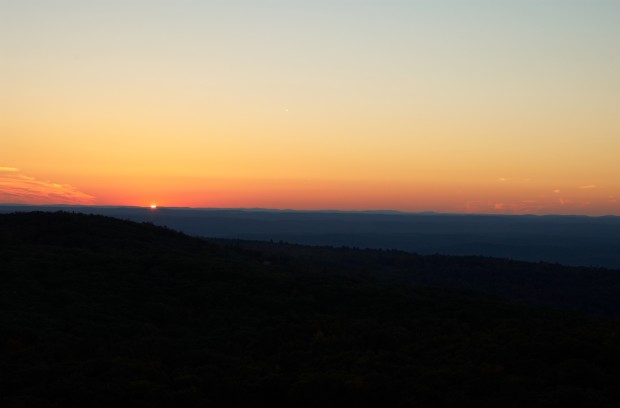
[235,240,620,317]
[2,205,619,269]
[2,212,620,407]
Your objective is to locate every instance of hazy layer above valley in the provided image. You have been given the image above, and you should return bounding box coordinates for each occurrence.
[2,205,619,269]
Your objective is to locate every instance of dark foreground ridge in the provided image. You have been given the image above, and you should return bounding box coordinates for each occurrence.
[2,212,620,407]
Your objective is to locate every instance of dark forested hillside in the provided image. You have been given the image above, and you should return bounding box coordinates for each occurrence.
[2,212,620,407]
[235,241,620,317]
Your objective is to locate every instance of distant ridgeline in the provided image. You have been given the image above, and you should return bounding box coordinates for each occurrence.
[2,211,620,407]
[2,205,620,269]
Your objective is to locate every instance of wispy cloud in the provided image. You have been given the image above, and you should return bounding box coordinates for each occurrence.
[0,167,94,205]
[579,185,597,189]
[466,200,543,214]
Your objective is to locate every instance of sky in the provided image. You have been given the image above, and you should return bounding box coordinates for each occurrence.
[2,0,619,214]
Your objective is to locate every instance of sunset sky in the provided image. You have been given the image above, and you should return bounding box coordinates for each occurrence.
[2,0,619,214]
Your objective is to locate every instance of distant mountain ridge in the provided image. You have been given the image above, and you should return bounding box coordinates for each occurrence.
[1,205,619,269]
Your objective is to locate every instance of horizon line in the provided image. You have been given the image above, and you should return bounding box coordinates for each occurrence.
[0,203,617,218]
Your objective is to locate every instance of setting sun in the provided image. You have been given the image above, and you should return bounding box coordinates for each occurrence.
[150,204,157,210]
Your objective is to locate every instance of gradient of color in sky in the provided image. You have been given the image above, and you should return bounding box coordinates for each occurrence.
[2,0,619,214]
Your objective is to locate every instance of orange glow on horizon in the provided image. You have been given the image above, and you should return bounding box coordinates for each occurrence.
[1,167,617,215]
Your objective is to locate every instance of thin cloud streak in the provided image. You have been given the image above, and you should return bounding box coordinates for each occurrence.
[0,168,94,205]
